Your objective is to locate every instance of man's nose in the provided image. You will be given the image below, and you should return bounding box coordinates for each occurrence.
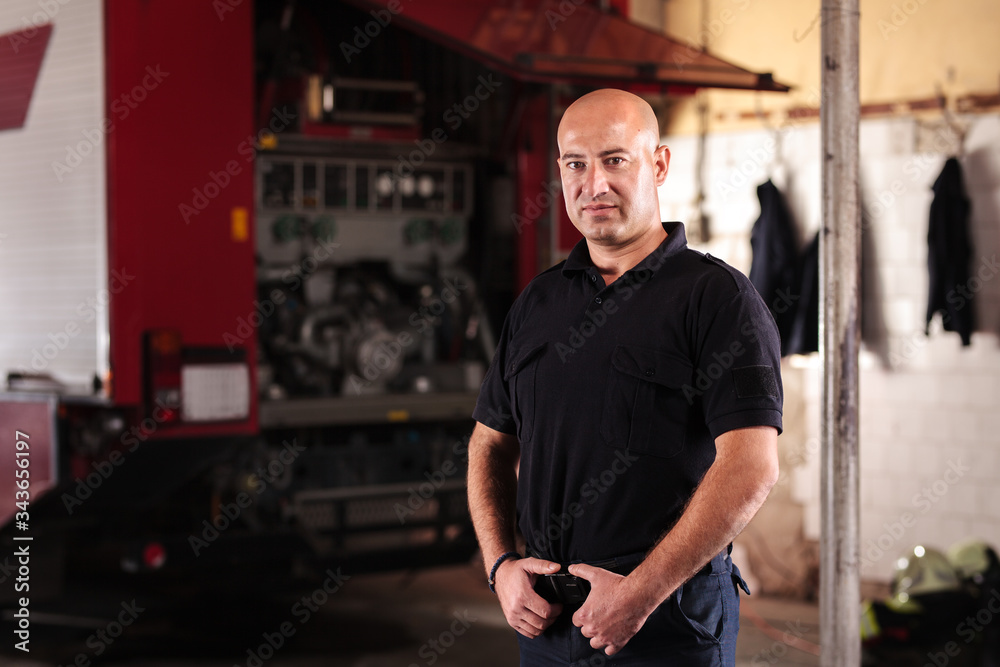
[584,165,609,198]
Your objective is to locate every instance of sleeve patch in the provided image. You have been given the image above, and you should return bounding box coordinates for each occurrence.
[732,366,778,399]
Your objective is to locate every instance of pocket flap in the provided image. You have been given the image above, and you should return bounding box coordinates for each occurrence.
[503,342,546,381]
[610,344,693,388]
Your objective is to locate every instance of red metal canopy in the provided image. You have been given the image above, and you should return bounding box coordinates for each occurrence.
[345,0,789,92]
[0,24,53,131]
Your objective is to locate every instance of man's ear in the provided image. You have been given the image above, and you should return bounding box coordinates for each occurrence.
[654,145,671,186]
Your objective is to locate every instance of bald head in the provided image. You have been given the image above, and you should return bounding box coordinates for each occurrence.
[558,89,660,156]
[555,88,670,251]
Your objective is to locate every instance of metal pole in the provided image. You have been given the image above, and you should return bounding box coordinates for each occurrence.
[819,1,860,666]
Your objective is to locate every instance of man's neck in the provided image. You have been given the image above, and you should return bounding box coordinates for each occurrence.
[588,223,666,285]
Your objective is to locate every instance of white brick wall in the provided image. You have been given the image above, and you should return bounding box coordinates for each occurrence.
[659,112,1000,585]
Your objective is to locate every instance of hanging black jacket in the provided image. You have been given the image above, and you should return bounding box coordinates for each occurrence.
[925,157,974,346]
[786,232,819,356]
[749,180,799,355]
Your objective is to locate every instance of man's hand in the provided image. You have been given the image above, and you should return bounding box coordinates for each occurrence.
[494,557,564,638]
[568,564,658,656]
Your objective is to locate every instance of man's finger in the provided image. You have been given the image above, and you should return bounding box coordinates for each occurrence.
[513,598,563,639]
[519,606,554,632]
[513,559,562,620]
[567,562,601,580]
[520,557,562,575]
[523,590,563,622]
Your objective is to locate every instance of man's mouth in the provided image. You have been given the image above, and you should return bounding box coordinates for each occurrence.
[582,204,616,213]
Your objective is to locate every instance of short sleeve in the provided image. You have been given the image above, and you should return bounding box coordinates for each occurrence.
[693,285,784,439]
[472,309,517,434]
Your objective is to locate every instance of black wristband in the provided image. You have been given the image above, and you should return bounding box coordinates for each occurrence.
[488,551,521,593]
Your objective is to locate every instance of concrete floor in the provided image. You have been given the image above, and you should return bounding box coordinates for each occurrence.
[1,561,820,666]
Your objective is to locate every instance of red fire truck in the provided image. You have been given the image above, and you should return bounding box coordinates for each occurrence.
[0,0,784,592]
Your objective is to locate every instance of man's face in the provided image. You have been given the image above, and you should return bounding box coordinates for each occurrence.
[557,108,669,247]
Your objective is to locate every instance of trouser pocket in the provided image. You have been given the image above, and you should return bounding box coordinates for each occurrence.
[674,573,726,644]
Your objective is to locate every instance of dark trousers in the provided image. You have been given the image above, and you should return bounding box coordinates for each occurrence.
[517,551,746,667]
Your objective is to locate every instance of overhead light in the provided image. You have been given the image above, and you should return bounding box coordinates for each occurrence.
[323,84,334,113]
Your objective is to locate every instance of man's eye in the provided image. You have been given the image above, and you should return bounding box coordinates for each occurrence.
[607,157,624,166]
[567,161,584,169]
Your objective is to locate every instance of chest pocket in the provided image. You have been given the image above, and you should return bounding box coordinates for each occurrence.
[600,344,693,458]
[503,342,546,444]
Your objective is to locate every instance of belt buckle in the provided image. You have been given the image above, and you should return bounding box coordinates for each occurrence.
[539,572,591,604]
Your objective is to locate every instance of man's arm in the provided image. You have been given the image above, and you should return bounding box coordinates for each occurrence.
[467,421,562,638]
[569,425,779,654]
[467,421,520,572]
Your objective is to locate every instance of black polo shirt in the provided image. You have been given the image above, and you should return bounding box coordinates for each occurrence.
[473,222,783,563]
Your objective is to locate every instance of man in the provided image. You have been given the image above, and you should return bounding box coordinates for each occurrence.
[468,88,782,666]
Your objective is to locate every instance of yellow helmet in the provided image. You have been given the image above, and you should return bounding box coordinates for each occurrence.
[886,545,961,613]
[946,538,1000,584]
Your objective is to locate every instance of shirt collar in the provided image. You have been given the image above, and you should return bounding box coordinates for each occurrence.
[562,221,688,277]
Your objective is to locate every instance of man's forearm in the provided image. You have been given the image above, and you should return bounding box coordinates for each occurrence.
[625,426,779,608]
[467,422,521,576]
